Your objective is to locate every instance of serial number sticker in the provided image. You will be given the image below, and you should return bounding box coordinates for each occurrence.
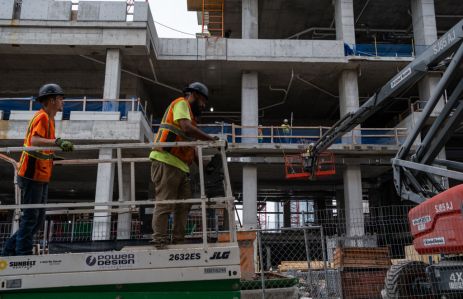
[204,267,227,274]
[168,253,201,261]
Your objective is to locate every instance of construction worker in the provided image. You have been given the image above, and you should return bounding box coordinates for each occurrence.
[280,119,291,143]
[149,82,217,249]
[258,125,264,143]
[2,83,74,256]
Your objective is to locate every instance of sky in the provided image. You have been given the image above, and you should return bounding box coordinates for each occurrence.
[75,1,201,38]
[148,0,202,38]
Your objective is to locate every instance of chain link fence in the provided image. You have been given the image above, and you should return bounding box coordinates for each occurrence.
[242,204,462,299]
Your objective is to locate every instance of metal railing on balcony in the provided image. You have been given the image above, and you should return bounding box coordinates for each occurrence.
[158,124,408,146]
[0,97,152,123]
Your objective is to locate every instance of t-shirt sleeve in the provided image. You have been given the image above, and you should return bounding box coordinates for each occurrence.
[172,100,192,122]
[30,114,49,138]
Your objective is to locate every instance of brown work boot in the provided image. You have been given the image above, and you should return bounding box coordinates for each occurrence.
[149,240,167,250]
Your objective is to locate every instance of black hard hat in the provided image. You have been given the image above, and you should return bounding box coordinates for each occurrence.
[36,83,64,102]
[183,82,209,100]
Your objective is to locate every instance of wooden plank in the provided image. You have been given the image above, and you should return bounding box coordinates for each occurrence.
[278,260,333,271]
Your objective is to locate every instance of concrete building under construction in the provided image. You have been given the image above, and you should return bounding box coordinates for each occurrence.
[0,0,463,298]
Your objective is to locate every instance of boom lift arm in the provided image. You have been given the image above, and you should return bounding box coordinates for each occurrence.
[307,20,463,203]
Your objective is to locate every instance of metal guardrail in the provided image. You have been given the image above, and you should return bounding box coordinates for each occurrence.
[0,141,236,253]
[0,97,152,123]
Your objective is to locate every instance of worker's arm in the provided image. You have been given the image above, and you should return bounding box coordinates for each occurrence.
[31,136,74,152]
[178,119,215,141]
[31,136,56,146]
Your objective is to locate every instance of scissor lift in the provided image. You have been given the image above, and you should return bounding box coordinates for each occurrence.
[0,141,241,298]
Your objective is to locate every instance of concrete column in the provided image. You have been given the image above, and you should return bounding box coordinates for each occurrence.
[242,0,258,39]
[117,164,132,240]
[334,0,356,46]
[283,200,291,228]
[241,71,258,229]
[241,72,259,143]
[343,165,364,238]
[339,70,359,116]
[103,48,121,111]
[92,148,115,240]
[411,0,437,55]
[339,70,360,144]
[338,69,364,239]
[242,166,258,229]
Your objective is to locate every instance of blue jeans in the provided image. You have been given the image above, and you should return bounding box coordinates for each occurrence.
[2,176,48,256]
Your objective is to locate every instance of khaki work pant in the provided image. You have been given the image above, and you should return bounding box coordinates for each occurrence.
[151,160,192,245]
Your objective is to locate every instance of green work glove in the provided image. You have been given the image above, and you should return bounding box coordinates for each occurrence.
[55,138,74,152]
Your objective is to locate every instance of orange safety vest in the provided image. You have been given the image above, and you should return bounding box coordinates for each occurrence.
[17,109,55,182]
[154,97,196,165]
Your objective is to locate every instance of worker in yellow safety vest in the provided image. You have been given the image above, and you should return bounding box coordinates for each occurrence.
[149,82,217,249]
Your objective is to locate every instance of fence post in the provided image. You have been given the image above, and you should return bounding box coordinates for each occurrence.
[83,96,87,111]
[29,98,33,111]
[303,227,313,288]
[395,128,399,145]
[131,98,135,111]
[320,226,328,280]
[137,98,140,111]
[257,230,266,299]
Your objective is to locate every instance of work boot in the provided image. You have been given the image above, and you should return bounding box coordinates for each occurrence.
[149,240,167,250]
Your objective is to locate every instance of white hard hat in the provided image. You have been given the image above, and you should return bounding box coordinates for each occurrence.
[283,119,288,123]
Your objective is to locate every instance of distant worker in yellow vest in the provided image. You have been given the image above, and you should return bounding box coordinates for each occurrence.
[280,118,291,143]
[149,82,217,249]
[2,83,74,256]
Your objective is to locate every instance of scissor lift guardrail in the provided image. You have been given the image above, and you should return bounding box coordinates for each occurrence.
[0,141,241,297]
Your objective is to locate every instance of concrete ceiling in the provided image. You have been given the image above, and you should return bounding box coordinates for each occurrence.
[0,52,415,126]
[220,0,463,41]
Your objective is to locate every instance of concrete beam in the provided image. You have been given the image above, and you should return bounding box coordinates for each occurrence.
[0,113,151,141]
[157,38,345,62]
[335,0,356,46]
[242,0,258,39]
[0,22,147,47]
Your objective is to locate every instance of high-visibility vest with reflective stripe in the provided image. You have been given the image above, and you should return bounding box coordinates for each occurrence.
[18,109,55,182]
[154,97,196,165]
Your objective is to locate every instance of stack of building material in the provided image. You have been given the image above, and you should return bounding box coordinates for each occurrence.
[334,247,391,299]
[278,260,333,272]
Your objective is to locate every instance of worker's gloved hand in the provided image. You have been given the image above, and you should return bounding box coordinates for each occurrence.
[55,138,74,152]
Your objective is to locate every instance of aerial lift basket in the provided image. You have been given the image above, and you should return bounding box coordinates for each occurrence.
[284,152,336,179]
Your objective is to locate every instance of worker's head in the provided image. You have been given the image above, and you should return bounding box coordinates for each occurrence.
[36,83,65,112]
[183,82,209,116]
[283,119,288,124]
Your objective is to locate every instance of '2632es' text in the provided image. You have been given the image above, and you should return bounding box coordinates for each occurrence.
[169,253,201,261]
